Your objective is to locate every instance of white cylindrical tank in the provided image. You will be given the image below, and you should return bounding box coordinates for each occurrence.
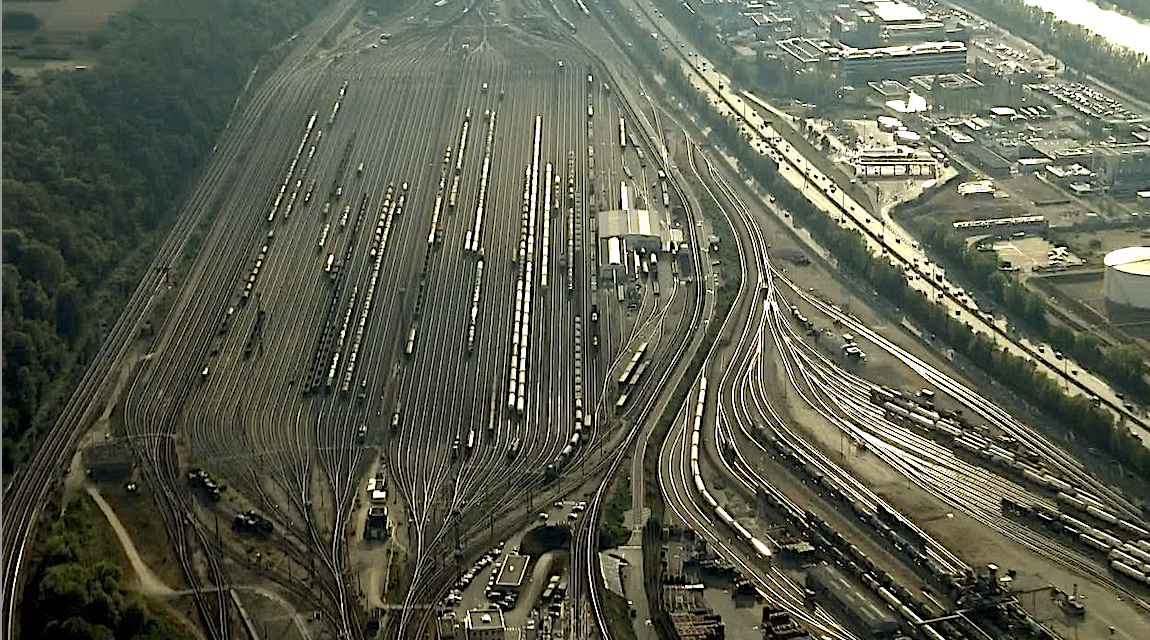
[1104,247,1150,310]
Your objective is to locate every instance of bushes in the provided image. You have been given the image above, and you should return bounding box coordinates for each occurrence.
[782,183,1150,478]
[910,216,1150,403]
[28,499,191,640]
[598,475,632,550]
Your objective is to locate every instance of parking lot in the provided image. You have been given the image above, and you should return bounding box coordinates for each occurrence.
[440,499,589,633]
[990,235,1082,273]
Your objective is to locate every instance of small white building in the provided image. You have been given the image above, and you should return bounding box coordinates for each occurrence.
[464,609,505,640]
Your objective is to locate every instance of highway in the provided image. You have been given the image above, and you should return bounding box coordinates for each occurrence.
[10,1,1150,640]
[615,0,1150,442]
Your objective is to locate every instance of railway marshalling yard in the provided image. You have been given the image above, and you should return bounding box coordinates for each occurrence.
[107,10,704,640]
[9,1,1150,640]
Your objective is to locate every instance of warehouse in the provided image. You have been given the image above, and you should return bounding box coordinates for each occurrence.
[464,609,505,640]
[951,215,1048,237]
[806,563,899,638]
[964,144,1013,177]
[839,41,967,81]
[1097,144,1150,195]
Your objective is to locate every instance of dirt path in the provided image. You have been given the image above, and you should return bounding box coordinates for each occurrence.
[86,485,175,597]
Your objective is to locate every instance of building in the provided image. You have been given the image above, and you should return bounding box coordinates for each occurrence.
[951,215,1048,236]
[365,477,389,540]
[437,612,458,639]
[850,145,938,178]
[806,564,899,638]
[83,441,133,482]
[908,73,984,114]
[840,41,967,82]
[1104,247,1150,311]
[957,179,996,197]
[964,144,1013,177]
[494,554,529,593]
[365,505,388,540]
[599,179,666,281]
[776,37,829,68]
[464,609,504,640]
[664,585,723,640]
[1097,144,1150,194]
[762,604,812,640]
[833,1,954,47]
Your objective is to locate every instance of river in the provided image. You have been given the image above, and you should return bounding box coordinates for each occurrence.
[1020,0,1150,56]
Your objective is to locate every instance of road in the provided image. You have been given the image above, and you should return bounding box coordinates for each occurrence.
[2,3,712,640]
[616,0,1150,443]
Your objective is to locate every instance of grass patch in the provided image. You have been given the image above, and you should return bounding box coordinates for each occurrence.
[601,590,639,640]
[22,495,193,640]
[598,472,632,550]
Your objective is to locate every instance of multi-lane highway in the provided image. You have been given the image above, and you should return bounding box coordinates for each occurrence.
[616,0,1149,441]
[9,1,1150,640]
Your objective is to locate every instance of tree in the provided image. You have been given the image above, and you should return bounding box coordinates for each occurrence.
[3,11,42,32]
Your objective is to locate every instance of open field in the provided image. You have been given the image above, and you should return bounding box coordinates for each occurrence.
[3,0,140,74]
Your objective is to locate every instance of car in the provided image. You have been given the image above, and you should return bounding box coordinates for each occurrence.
[567,512,578,521]
[357,424,368,442]
[539,512,549,520]
[574,501,587,512]
[554,500,564,508]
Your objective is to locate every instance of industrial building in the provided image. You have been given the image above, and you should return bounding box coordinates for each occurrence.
[663,584,724,640]
[908,73,984,114]
[963,144,1013,177]
[464,609,505,640]
[599,181,667,281]
[1104,247,1150,311]
[849,145,938,177]
[839,41,967,82]
[776,37,829,68]
[832,0,964,49]
[951,215,1048,236]
[1096,144,1150,194]
[805,563,899,638]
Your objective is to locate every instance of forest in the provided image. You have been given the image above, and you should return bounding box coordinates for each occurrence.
[1,0,336,473]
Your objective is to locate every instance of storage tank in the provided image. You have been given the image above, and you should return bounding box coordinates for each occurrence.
[1104,247,1150,311]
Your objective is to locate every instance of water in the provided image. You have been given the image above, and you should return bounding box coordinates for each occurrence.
[1021,0,1150,56]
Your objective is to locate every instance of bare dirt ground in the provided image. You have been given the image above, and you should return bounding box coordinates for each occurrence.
[86,484,175,596]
